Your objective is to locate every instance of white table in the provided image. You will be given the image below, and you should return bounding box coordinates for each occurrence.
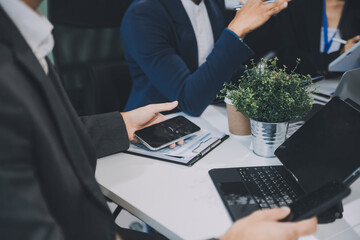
[96,79,360,240]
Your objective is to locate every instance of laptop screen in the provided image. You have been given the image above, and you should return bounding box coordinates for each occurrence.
[275,97,360,193]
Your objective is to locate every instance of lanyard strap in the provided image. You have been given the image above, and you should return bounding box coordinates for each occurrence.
[323,0,337,53]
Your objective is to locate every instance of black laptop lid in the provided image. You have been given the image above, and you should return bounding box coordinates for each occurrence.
[275,97,360,193]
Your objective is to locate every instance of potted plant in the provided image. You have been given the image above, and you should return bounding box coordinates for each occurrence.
[221,58,314,157]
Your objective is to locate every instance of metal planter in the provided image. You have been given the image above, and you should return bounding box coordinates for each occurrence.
[250,119,289,158]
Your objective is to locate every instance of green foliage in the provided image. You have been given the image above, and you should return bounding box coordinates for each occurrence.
[221,58,314,123]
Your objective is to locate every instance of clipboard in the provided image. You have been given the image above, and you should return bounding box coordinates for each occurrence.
[125,130,229,166]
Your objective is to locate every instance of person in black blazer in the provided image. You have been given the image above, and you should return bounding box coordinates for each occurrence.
[276,0,360,76]
[0,1,178,239]
[0,1,317,240]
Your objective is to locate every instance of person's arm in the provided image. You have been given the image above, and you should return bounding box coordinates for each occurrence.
[220,208,317,240]
[121,0,289,116]
[0,85,65,240]
[80,112,130,158]
[80,102,181,158]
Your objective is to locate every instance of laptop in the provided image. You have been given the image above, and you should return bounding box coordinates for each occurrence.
[209,97,360,221]
[329,41,360,72]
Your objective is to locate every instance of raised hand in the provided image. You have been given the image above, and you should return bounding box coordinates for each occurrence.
[228,0,291,38]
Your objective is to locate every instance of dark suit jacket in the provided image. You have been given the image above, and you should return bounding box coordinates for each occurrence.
[275,0,343,76]
[121,0,253,116]
[0,7,129,240]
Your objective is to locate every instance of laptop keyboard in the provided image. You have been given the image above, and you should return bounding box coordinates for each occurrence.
[238,166,300,209]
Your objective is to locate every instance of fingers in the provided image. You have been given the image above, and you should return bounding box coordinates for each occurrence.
[149,101,179,114]
[291,217,318,238]
[253,207,291,220]
[262,1,288,16]
[168,139,184,149]
[344,40,356,52]
[251,209,317,238]
[154,101,178,113]
[349,35,360,43]
[279,1,288,10]
[265,0,289,11]
[270,6,280,15]
[150,113,167,125]
[275,0,290,7]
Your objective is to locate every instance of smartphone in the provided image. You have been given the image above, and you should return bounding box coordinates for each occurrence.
[281,179,351,222]
[135,116,201,151]
[233,0,277,10]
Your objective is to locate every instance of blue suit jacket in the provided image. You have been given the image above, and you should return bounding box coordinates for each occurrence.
[122,0,254,116]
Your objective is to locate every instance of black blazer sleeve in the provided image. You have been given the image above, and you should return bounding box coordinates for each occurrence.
[80,112,130,159]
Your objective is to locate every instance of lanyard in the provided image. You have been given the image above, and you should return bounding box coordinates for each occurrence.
[323,0,337,53]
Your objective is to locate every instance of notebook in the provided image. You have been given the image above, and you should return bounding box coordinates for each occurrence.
[209,97,360,221]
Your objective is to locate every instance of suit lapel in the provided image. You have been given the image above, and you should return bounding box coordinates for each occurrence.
[16,51,107,208]
[0,7,107,208]
[158,0,199,71]
[158,0,226,72]
[46,59,97,162]
[205,0,226,41]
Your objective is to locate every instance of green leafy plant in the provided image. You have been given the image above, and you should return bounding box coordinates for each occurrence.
[221,58,314,123]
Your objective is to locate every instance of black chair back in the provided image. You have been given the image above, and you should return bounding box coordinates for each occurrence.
[48,0,133,115]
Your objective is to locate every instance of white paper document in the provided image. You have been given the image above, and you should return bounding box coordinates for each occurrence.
[126,130,228,166]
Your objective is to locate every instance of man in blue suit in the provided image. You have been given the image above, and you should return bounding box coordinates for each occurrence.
[122,0,290,116]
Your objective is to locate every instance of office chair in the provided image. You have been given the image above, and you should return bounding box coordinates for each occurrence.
[334,68,360,105]
[48,0,133,116]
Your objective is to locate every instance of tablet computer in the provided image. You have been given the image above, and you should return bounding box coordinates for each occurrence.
[329,41,360,72]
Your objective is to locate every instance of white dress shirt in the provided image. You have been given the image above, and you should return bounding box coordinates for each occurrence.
[181,0,214,66]
[320,27,341,54]
[0,0,54,74]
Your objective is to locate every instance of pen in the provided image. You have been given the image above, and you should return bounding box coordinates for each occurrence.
[299,75,324,87]
[233,0,277,10]
[311,75,325,83]
[333,38,347,45]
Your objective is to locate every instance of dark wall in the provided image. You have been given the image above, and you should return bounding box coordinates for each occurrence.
[224,9,281,62]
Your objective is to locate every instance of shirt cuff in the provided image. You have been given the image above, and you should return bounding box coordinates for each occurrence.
[225,28,244,42]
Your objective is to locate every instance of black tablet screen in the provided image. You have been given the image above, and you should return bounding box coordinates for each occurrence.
[275,98,360,193]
